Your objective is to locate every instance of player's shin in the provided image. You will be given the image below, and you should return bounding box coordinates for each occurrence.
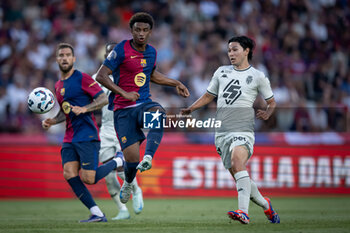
[105,171,127,210]
[67,176,97,209]
[144,122,164,158]
[94,160,117,184]
[250,179,269,210]
[234,171,251,214]
[124,162,139,183]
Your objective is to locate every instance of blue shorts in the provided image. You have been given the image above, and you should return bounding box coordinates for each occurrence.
[114,101,164,150]
[61,141,100,170]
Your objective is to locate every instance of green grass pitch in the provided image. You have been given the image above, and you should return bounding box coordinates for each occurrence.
[0,197,349,233]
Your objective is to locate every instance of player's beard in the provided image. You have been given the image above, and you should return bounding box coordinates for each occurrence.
[58,63,73,74]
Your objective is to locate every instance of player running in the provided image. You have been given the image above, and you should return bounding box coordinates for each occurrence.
[181,36,280,224]
[95,12,189,204]
[42,43,124,222]
[92,42,144,220]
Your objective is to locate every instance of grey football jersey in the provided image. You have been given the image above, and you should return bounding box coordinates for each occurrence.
[92,74,118,147]
[207,65,273,135]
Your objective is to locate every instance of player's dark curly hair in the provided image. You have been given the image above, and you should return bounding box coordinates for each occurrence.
[129,12,154,29]
[228,36,255,61]
[56,43,74,56]
[105,42,117,52]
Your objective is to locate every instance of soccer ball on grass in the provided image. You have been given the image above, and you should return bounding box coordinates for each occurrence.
[27,87,55,114]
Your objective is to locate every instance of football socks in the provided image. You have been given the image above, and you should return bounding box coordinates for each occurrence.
[124,162,139,183]
[67,176,96,209]
[94,160,117,184]
[234,170,251,214]
[250,179,269,210]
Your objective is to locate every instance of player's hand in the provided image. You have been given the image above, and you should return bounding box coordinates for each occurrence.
[123,91,140,102]
[176,83,190,98]
[42,118,55,130]
[180,108,192,116]
[137,155,152,172]
[71,105,87,116]
[256,109,270,120]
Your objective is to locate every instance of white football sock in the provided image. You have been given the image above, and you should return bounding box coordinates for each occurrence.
[234,170,251,214]
[113,157,123,168]
[118,171,125,181]
[105,170,127,211]
[250,179,269,210]
[131,176,140,193]
[90,205,104,217]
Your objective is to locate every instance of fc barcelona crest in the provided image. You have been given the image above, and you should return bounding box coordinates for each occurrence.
[60,88,65,96]
[140,59,147,67]
[121,136,127,144]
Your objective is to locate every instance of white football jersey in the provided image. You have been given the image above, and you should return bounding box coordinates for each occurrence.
[207,65,273,135]
[92,74,119,148]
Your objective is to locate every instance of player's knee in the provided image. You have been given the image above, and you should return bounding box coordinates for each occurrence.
[81,176,95,185]
[80,172,96,184]
[63,169,78,180]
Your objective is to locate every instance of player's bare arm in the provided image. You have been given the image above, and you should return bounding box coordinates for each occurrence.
[71,92,108,116]
[151,70,190,98]
[42,109,66,130]
[181,92,216,115]
[96,65,140,101]
[256,97,276,120]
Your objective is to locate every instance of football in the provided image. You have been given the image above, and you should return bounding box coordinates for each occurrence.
[27,87,55,114]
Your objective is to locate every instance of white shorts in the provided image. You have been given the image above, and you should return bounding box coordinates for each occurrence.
[215,132,254,169]
[99,133,121,163]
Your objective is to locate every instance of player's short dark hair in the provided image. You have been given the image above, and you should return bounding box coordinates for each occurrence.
[105,42,117,53]
[129,12,154,29]
[228,36,255,61]
[105,42,117,58]
[56,43,74,56]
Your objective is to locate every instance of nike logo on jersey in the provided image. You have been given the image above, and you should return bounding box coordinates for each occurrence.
[82,162,90,166]
[131,55,138,59]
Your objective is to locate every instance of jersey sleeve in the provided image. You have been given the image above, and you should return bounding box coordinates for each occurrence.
[81,73,103,99]
[206,68,221,97]
[102,42,125,72]
[258,74,274,100]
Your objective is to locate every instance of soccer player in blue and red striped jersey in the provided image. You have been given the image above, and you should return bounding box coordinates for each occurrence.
[95,12,190,204]
[42,43,124,222]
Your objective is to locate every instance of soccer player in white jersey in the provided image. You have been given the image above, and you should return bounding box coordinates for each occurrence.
[181,36,280,224]
[92,42,144,220]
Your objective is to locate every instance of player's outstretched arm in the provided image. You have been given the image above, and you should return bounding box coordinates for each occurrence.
[42,109,66,130]
[96,65,140,101]
[181,92,216,115]
[256,97,276,120]
[71,92,108,116]
[151,70,190,98]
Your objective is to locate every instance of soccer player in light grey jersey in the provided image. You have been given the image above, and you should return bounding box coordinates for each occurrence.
[92,43,143,220]
[181,36,280,224]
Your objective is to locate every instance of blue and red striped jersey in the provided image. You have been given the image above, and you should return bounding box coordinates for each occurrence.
[103,40,157,110]
[55,70,103,143]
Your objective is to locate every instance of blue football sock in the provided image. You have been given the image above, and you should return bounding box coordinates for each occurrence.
[94,160,117,184]
[67,176,96,209]
[124,162,139,183]
[145,118,164,158]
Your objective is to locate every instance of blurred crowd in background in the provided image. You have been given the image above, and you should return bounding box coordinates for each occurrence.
[0,0,349,135]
